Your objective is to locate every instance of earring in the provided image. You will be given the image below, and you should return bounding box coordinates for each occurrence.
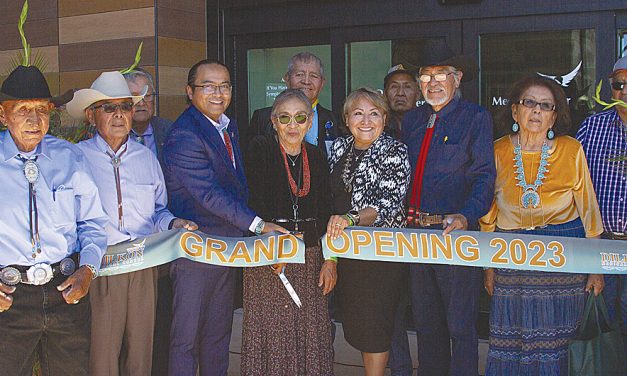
[547,128,555,140]
[511,122,519,133]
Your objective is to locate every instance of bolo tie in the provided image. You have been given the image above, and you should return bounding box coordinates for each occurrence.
[17,155,42,259]
[105,145,128,231]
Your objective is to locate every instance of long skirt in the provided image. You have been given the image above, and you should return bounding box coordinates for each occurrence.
[485,218,588,376]
[241,246,334,376]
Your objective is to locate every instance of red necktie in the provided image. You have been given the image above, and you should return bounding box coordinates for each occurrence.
[222,129,235,165]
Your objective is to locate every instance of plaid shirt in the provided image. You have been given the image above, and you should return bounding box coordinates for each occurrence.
[576,109,627,233]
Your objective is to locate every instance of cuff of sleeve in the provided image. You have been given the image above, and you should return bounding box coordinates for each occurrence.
[160,213,177,232]
[459,209,477,226]
[249,216,263,233]
[79,244,104,272]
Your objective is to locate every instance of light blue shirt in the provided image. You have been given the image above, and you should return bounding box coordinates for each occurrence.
[0,132,108,270]
[77,134,175,246]
[304,105,319,146]
[130,123,157,155]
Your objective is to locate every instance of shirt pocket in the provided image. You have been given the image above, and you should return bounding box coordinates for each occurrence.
[132,184,156,217]
[50,189,76,227]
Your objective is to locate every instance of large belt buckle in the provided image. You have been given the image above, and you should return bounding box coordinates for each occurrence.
[417,211,431,227]
[59,257,77,276]
[25,263,53,285]
[0,267,22,286]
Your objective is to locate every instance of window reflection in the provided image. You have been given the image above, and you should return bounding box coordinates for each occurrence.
[346,38,444,98]
[480,30,596,137]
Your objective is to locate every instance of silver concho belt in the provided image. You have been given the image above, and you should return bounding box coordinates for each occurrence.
[0,257,77,286]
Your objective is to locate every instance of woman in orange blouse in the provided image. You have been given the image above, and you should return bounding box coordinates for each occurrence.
[480,77,604,376]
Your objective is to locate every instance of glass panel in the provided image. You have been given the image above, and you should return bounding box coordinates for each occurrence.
[345,38,445,94]
[620,29,627,57]
[247,45,331,120]
[480,30,596,137]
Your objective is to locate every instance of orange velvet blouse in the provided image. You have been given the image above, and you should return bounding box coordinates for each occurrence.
[480,135,604,237]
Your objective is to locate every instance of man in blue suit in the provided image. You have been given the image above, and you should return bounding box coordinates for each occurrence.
[163,60,285,376]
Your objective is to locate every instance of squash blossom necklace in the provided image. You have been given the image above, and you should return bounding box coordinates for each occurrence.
[514,139,550,209]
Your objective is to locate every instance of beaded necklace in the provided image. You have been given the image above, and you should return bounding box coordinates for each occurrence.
[279,143,310,198]
[514,138,550,209]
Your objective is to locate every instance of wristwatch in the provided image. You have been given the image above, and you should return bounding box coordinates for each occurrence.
[347,210,360,226]
[83,264,98,280]
[254,219,266,236]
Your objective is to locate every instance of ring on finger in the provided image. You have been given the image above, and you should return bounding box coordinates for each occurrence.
[72,300,79,304]
[334,223,341,227]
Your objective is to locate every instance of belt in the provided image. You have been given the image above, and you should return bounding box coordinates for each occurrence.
[272,218,317,233]
[406,208,444,227]
[602,232,627,241]
[0,253,79,286]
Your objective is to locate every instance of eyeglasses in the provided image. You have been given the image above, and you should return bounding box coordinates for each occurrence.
[192,83,232,94]
[275,113,309,125]
[140,93,155,102]
[419,72,454,83]
[92,102,134,113]
[518,98,556,112]
[611,81,626,91]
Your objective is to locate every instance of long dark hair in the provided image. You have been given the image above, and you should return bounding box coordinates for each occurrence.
[495,76,571,138]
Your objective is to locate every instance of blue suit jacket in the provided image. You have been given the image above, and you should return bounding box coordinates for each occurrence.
[401,97,496,226]
[163,105,255,237]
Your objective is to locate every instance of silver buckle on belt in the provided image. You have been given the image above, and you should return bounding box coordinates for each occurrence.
[0,267,21,285]
[25,263,53,285]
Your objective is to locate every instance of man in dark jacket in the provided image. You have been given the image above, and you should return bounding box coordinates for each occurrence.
[248,52,340,158]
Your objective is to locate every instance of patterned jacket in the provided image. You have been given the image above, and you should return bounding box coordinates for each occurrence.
[328,134,411,228]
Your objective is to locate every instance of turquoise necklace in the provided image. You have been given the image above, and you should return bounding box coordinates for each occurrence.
[514,138,550,209]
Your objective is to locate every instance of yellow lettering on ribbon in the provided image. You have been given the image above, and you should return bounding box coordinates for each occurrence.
[206,238,227,263]
[253,236,275,263]
[278,234,297,260]
[374,231,395,257]
[180,232,203,257]
[228,241,252,263]
[455,235,479,262]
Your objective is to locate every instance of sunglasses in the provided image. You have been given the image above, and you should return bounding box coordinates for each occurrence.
[92,102,134,113]
[518,98,555,112]
[419,72,454,83]
[611,81,626,91]
[276,113,309,125]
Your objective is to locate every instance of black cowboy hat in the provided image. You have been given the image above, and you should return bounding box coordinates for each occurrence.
[0,65,73,106]
[420,40,478,82]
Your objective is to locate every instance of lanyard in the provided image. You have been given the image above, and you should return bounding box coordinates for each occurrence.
[17,155,42,259]
[105,145,128,231]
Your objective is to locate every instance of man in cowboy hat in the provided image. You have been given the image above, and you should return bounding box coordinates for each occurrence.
[401,41,495,376]
[0,65,109,375]
[67,71,197,376]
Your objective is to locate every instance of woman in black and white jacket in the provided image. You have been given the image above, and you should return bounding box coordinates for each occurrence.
[326,87,411,376]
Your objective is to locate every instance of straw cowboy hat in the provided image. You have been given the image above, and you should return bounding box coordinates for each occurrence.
[0,65,74,106]
[66,71,147,119]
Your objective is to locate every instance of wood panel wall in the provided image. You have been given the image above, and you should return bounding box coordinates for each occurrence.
[0,0,207,122]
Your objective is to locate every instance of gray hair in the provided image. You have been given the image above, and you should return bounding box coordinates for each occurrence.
[287,52,324,79]
[271,89,312,117]
[123,67,155,92]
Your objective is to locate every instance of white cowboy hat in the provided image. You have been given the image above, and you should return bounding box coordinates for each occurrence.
[66,71,147,119]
